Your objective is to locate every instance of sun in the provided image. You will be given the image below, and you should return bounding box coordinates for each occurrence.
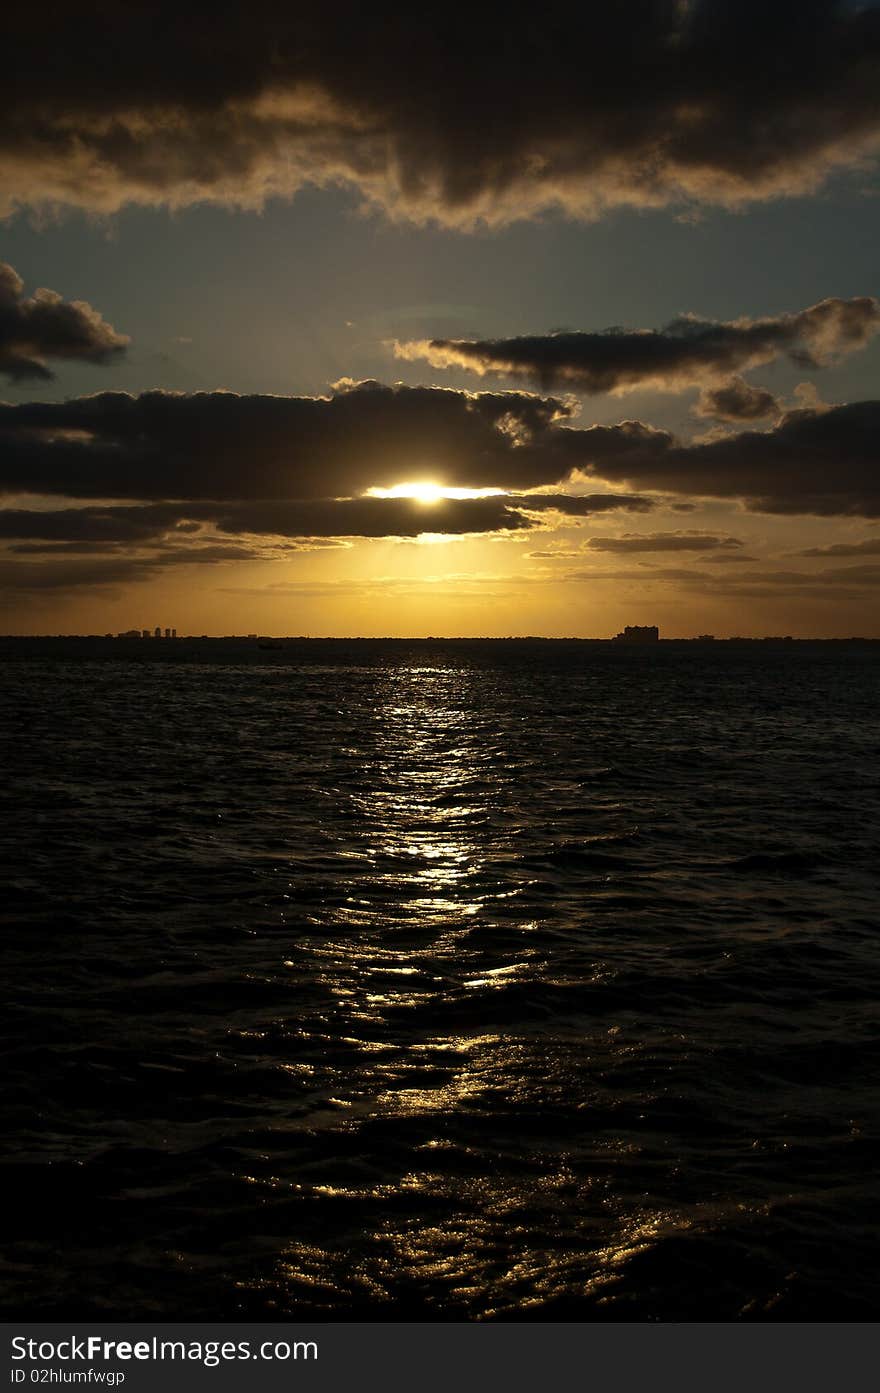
[366,482,504,503]
[367,481,447,504]
[400,481,447,504]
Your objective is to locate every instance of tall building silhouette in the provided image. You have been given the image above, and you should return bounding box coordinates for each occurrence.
[612,625,659,643]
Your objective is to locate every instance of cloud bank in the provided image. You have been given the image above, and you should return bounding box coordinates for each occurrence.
[394,298,880,394]
[3,4,880,226]
[2,386,880,522]
[0,382,580,500]
[0,494,657,549]
[579,400,880,516]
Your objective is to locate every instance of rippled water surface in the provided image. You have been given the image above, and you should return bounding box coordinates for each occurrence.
[2,639,879,1320]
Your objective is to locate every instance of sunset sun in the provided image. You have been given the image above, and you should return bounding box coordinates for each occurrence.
[366,482,504,503]
[382,481,447,504]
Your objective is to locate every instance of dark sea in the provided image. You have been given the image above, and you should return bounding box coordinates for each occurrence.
[2,638,879,1321]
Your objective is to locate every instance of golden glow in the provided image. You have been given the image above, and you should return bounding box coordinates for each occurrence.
[366,482,503,503]
[20,501,880,639]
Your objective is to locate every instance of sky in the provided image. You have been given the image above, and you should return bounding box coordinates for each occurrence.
[2,1,880,638]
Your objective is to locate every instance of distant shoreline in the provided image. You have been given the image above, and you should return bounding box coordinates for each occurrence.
[2,634,879,647]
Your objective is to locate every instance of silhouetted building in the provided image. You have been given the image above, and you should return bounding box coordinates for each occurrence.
[171,628,177,639]
[154,626,162,638]
[612,625,659,643]
[141,629,151,639]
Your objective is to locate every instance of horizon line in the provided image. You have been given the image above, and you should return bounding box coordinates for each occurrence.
[3,634,880,644]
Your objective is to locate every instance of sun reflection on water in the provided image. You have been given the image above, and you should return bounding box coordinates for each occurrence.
[306,665,517,1021]
[244,663,702,1317]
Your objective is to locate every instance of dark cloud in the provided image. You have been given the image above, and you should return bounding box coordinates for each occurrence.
[0,383,579,500]
[395,298,880,394]
[0,493,651,548]
[574,401,880,517]
[146,544,263,564]
[3,387,880,524]
[2,4,880,226]
[6,536,261,560]
[0,490,658,550]
[0,504,188,543]
[0,541,264,593]
[207,494,654,536]
[0,557,158,592]
[586,532,743,553]
[206,497,535,538]
[8,537,259,559]
[8,540,126,555]
[507,493,655,516]
[0,497,536,546]
[0,263,129,382]
[693,377,780,422]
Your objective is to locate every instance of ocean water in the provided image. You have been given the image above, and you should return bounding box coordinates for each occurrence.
[2,638,879,1321]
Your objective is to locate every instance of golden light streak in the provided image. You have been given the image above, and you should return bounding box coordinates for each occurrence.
[366,482,504,503]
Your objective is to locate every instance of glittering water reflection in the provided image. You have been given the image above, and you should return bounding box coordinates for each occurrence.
[255,662,810,1317]
[299,666,531,1028]
[6,646,880,1320]
[267,665,610,1312]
